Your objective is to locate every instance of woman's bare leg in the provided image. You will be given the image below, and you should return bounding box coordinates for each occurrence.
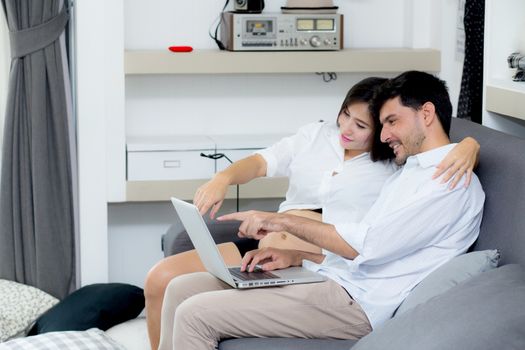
[144,242,241,350]
[258,210,323,254]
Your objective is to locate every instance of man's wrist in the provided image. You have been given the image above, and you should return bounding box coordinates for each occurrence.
[277,213,296,235]
[294,250,325,265]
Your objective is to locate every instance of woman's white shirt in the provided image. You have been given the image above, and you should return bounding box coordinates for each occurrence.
[256,121,397,219]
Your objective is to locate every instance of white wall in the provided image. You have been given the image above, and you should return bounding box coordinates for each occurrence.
[76,0,112,285]
[123,0,441,140]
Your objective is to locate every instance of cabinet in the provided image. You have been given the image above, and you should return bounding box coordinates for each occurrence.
[126,134,289,201]
[483,0,525,133]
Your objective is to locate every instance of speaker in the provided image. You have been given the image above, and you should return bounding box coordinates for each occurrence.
[234,0,264,13]
[234,0,248,11]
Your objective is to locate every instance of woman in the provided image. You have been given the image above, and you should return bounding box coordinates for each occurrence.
[146,77,479,350]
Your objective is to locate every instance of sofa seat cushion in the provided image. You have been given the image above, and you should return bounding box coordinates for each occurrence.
[0,328,125,350]
[352,264,525,350]
[219,338,358,350]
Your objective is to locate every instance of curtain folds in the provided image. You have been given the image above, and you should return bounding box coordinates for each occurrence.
[0,0,75,299]
[457,0,485,123]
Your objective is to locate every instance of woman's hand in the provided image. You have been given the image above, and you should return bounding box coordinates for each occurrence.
[433,137,480,189]
[193,174,230,219]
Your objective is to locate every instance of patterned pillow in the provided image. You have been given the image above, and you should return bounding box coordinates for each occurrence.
[0,280,59,342]
[0,328,125,350]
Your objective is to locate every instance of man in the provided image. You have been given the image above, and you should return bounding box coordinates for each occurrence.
[157,71,485,350]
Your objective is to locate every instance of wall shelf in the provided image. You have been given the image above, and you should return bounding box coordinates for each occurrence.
[482,0,525,136]
[485,79,525,121]
[126,177,289,202]
[125,48,441,75]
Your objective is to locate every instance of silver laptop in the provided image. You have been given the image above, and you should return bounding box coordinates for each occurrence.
[170,197,326,289]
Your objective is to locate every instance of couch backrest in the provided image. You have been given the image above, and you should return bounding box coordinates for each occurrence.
[450,118,525,266]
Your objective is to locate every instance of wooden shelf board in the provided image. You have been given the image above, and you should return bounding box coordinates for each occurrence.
[126,177,289,202]
[125,48,441,75]
[485,81,525,121]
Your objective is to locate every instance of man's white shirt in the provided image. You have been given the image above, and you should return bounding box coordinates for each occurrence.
[303,143,485,329]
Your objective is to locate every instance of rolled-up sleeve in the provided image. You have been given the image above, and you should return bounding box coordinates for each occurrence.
[335,181,484,266]
[255,148,280,177]
[334,221,371,254]
[255,123,317,177]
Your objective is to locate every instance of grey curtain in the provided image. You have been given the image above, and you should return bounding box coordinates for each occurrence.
[0,0,75,299]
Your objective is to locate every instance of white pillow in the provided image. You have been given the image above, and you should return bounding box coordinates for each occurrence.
[0,280,59,342]
[106,317,149,350]
[0,328,125,350]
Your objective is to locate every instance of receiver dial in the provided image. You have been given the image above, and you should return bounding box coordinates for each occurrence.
[309,36,322,47]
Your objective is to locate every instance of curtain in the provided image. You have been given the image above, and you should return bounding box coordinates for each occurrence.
[457,0,485,123]
[0,0,76,299]
[0,4,9,168]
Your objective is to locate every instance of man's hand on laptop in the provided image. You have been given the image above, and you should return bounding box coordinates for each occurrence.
[218,210,287,240]
[241,248,301,272]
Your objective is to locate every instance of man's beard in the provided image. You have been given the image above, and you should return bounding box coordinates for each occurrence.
[394,132,426,165]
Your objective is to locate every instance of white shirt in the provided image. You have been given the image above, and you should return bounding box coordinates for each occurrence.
[256,122,396,215]
[304,144,485,329]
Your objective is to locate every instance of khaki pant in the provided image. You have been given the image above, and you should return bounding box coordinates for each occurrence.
[158,272,371,350]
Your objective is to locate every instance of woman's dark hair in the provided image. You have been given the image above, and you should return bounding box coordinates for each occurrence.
[338,77,394,161]
[370,71,453,136]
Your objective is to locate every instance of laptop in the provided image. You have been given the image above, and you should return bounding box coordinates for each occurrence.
[171,197,326,289]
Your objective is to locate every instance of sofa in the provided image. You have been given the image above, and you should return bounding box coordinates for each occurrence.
[162,118,525,350]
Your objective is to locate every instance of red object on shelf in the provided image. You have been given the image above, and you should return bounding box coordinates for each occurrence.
[168,46,193,53]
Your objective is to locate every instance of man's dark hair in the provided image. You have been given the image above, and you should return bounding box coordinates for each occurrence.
[337,77,394,161]
[370,71,453,136]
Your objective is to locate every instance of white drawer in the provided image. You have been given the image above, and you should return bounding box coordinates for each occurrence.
[215,149,257,172]
[128,150,215,181]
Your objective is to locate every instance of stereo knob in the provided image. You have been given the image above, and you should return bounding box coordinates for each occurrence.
[309,36,321,47]
[324,39,332,46]
[300,39,308,46]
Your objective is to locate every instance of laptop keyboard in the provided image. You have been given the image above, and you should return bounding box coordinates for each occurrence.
[229,267,279,281]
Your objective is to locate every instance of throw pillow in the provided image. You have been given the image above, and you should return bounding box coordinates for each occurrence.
[395,249,500,316]
[0,279,59,342]
[28,283,144,335]
[352,264,525,350]
[105,317,150,350]
[0,328,125,350]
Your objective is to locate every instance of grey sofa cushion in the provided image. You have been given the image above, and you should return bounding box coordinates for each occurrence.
[219,338,358,350]
[352,264,525,350]
[449,118,525,266]
[395,249,500,316]
[163,220,241,256]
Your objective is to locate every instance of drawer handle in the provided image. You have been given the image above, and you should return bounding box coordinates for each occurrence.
[163,160,181,168]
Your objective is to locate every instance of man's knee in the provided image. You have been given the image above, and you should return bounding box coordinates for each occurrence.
[174,297,204,330]
[173,295,219,348]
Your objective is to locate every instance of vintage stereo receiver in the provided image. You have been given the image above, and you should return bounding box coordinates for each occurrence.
[220,12,343,51]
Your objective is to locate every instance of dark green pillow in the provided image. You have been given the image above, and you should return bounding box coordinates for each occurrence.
[27,283,144,335]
